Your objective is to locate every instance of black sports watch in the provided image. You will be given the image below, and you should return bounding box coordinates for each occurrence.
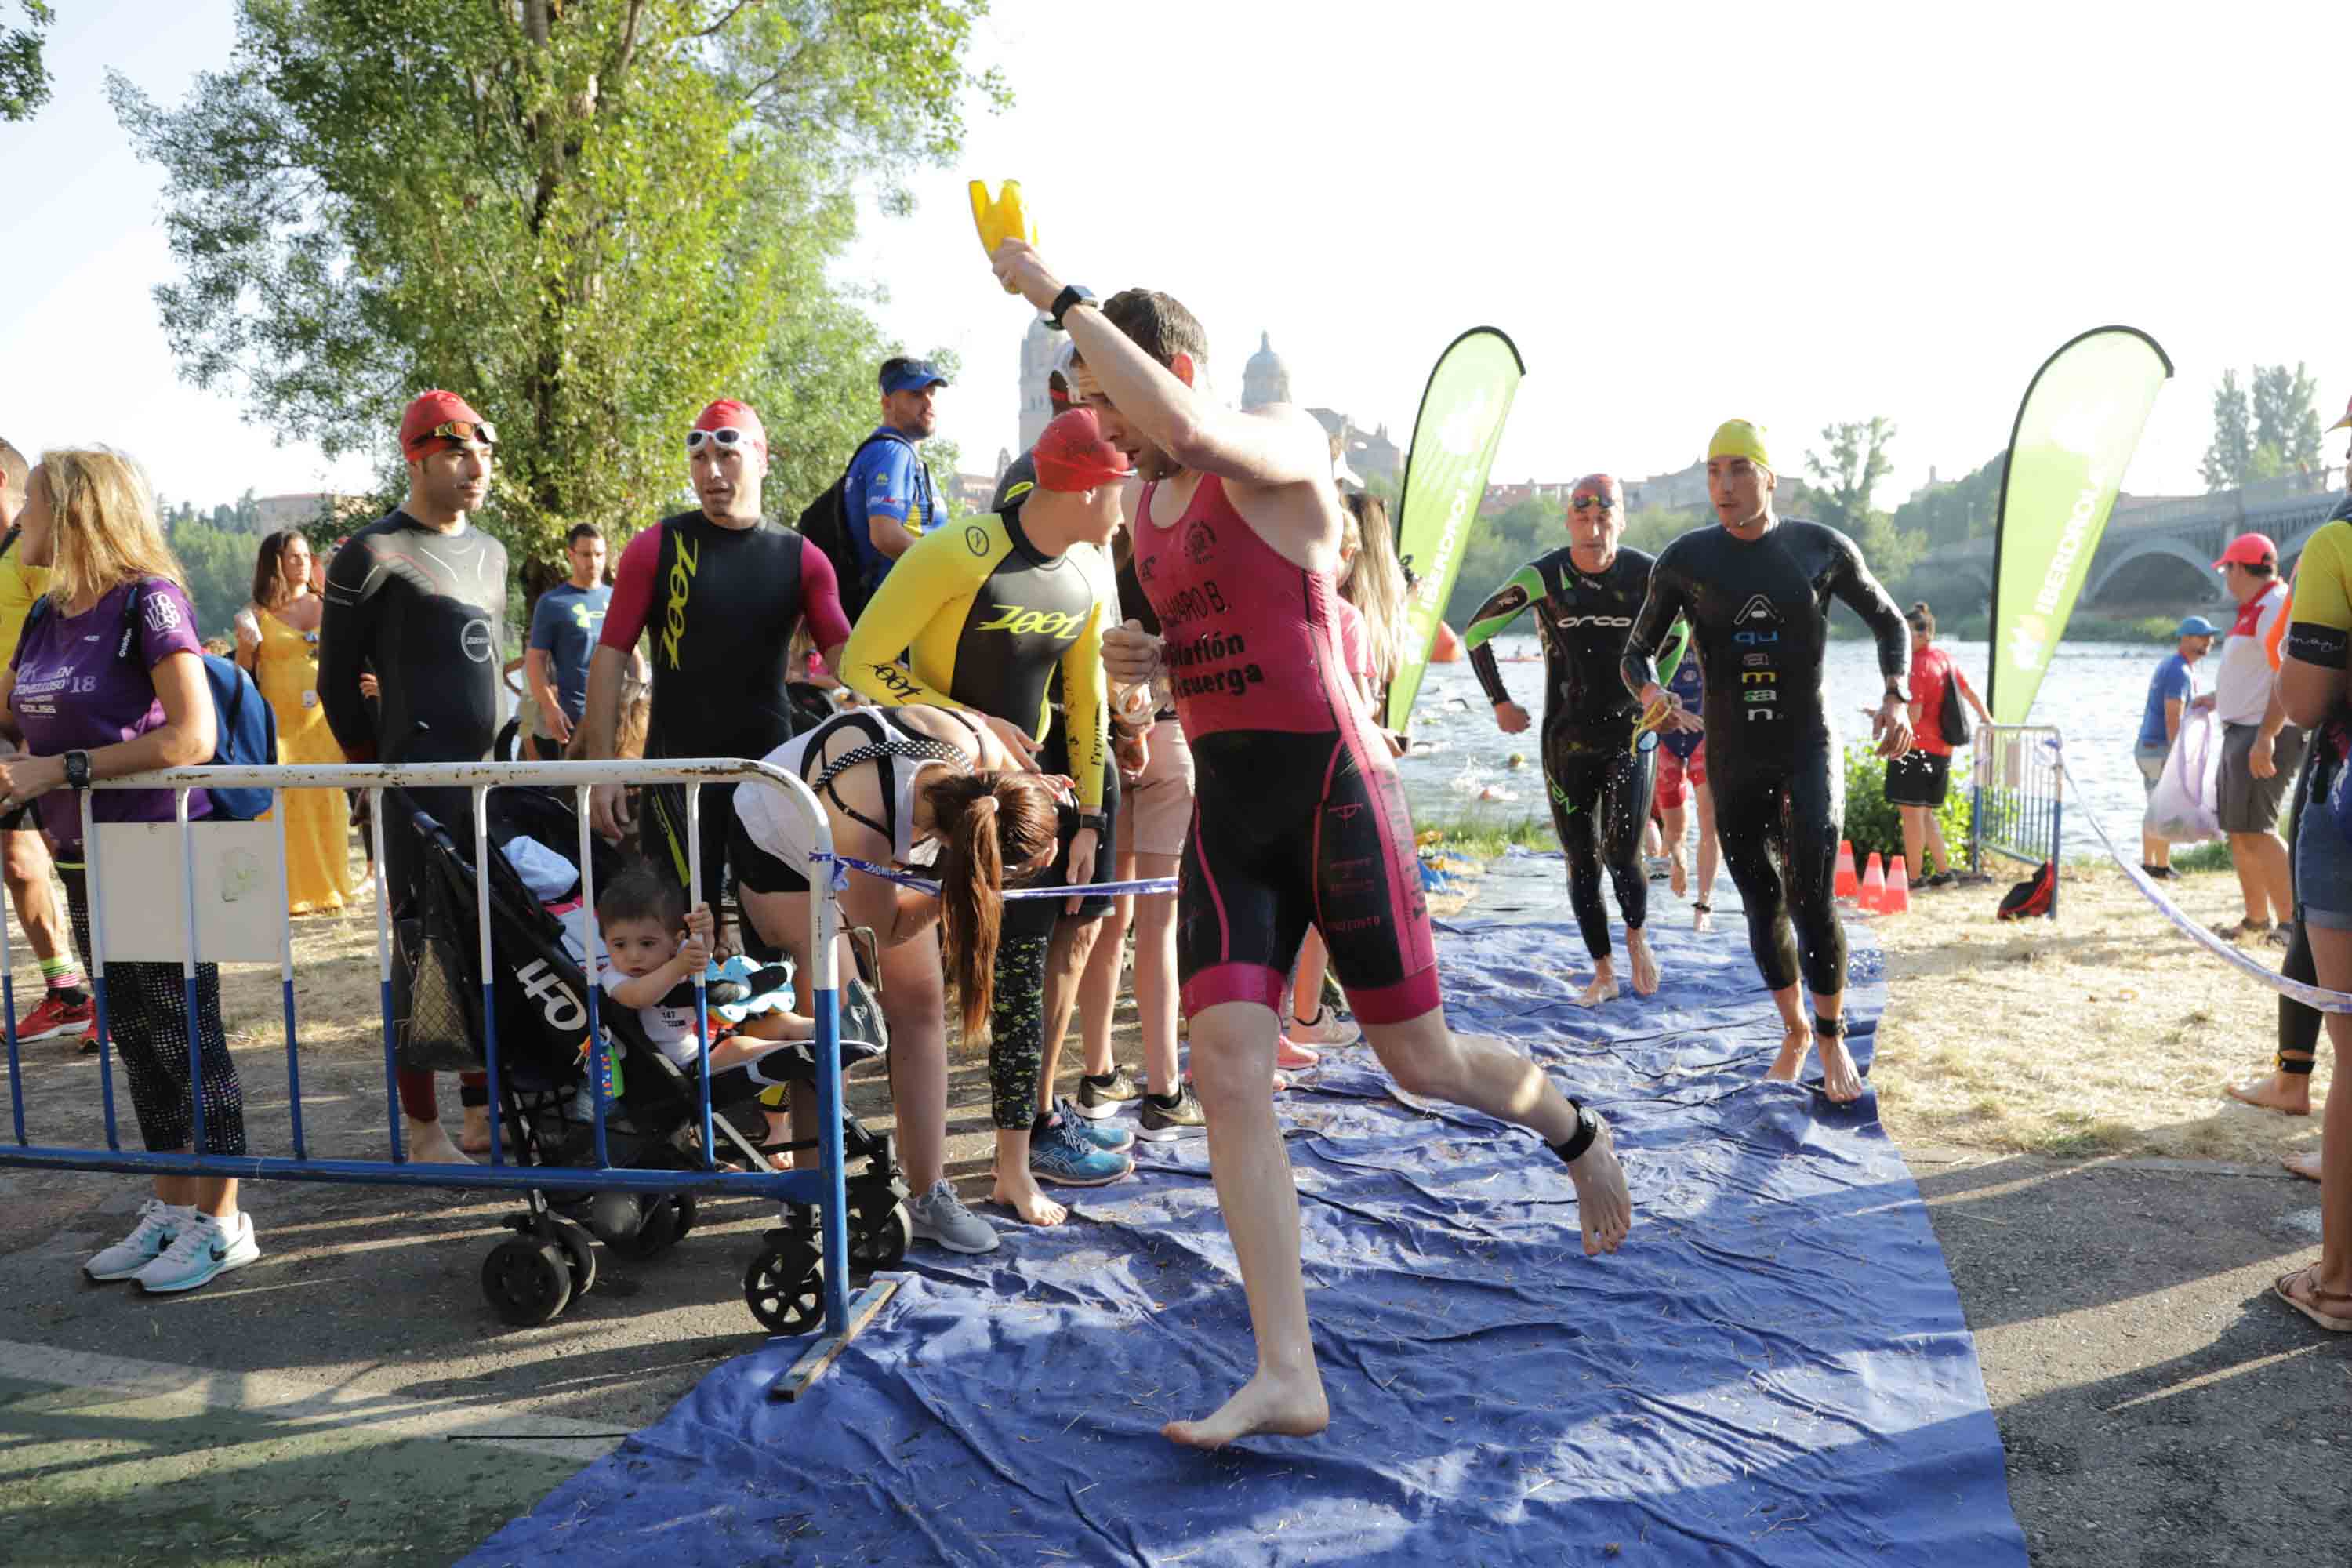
[63,750,93,790]
[1048,285,1096,331]
[1076,809,1109,834]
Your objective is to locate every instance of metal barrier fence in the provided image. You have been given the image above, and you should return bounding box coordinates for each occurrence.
[0,757,887,1400]
[1969,725,2063,918]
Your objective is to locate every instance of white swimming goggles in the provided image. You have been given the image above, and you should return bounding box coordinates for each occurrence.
[685,426,756,454]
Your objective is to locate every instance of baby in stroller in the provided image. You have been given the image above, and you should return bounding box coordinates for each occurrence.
[594,867,813,1075]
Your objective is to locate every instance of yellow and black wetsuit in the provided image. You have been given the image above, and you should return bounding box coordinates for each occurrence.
[844,510,1107,810]
[843,505,1109,1134]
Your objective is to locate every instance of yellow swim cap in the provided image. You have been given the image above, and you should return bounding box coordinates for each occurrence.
[1707,419,1772,470]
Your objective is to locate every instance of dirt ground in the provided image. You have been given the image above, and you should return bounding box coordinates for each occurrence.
[1870,862,2332,1167]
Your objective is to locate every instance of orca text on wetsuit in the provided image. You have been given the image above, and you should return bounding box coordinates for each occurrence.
[1622,518,1907,998]
[1465,543,1686,963]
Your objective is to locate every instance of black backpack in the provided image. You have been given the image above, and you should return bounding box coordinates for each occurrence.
[1938,667,1973,748]
[797,430,915,625]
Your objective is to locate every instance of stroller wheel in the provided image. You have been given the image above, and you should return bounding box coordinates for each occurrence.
[609,1194,686,1260]
[671,1192,699,1240]
[552,1221,597,1298]
[845,1188,910,1275]
[482,1237,573,1327]
[743,1230,825,1335]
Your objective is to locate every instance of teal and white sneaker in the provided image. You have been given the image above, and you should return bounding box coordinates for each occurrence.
[1053,1098,1134,1153]
[134,1210,260,1294]
[1029,1117,1133,1186]
[85,1199,189,1282]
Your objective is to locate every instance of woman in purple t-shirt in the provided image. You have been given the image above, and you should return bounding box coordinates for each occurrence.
[0,448,258,1296]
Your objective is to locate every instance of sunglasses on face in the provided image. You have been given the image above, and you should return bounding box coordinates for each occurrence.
[685,426,754,454]
[1571,495,1617,512]
[419,419,497,448]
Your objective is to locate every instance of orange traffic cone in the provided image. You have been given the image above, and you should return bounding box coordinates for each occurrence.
[1860,851,1886,912]
[1835,840,1860,900]
[1882,855,1911,914]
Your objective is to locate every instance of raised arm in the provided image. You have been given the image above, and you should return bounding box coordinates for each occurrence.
[1461,563,1542,710]
[991,241,1331,489]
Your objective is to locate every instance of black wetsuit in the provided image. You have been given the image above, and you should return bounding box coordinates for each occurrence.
[320,510,510,909]
[1623,518,1907,996]
[1464,546,1684,961]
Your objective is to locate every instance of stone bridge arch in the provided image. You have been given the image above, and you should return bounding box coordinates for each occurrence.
[2083,536,2218,606]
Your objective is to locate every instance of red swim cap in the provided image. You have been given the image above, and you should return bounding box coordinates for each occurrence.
[1032,408,1131,493]
[400,390,492,455]
[694,399,767,453]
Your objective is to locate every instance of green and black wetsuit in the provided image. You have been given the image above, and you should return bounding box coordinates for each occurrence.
[1464,545,1685,961]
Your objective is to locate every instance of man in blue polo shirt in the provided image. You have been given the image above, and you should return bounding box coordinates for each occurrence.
[526,523,610,757]
[844,355,950,601]
[2136,613,2215,878]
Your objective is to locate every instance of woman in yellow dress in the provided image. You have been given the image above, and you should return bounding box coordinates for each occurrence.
[235,530,353,916]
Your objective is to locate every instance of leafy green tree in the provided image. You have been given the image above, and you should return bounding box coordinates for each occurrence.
[111,0,1005,564]
[2251,362,2325,482]
[2201,368,2252,491]
[1889,451,2006,549]
[1804,417,1915,582]
[0,1,50,122]
[169,517,263,637]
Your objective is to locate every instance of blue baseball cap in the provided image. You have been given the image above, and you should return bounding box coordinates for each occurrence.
[880,357,948,396]
[2176,615,2218,637]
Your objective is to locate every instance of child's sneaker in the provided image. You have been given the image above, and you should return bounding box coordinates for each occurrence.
[1073,1066,1140,1119]
[1135,1084,1208,1142]
[134,1211,260,1294]
[1029,1119,1133,1186]
[85,1199,187,1282]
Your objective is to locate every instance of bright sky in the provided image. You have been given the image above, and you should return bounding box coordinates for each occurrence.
[5,2,2348,510]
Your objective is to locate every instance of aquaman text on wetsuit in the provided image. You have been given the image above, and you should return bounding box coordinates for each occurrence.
[1463,545,1686,962]
[1622,519,1907,996]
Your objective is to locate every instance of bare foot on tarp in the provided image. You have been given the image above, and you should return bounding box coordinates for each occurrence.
[1163,1366,1330,1450]
[1669,851,1687,898]
[1818,1032,1865,1103]
[1765,1025,1810,1084]
[1692,902,1714,934]
[1572,968,1619,1008]
[1563,1111,1632,1255]
[2226,1073,2314,1116]
[1625,931,1659,997]
[990,1171,1069,1227]
[2283,1149,2322,1181]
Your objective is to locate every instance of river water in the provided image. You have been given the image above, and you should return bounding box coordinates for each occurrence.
[1396,636,2167,862]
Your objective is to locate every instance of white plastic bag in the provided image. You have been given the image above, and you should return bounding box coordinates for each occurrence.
[2144,708,2221,844]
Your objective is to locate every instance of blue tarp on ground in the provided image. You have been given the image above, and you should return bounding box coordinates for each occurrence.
[468,849,2027,1567]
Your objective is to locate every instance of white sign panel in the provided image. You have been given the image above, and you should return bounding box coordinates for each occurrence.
[96,821,287,964]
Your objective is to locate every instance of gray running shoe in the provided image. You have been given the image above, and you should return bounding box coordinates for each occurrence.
[1135,1084,1208,1142]
[904,1178,1000,1254]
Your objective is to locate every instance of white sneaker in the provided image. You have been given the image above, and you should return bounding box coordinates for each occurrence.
[85,1199,190,1282]
[1284,1004,1359,1048]
[134,1211,260,1294]
[904,1178,999,1254]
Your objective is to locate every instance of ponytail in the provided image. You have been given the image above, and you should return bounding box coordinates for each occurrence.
[925,769,1065,1041]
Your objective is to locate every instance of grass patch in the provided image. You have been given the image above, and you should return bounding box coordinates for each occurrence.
[1414,809,1556,863]
[2169,839,2235,874]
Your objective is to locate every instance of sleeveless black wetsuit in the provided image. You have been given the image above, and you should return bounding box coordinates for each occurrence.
[320,510,510,909]
[1464,546,1684,961]
[1624,518,1907,996]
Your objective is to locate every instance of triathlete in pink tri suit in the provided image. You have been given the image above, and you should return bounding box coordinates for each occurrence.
[989,238,1632,1451]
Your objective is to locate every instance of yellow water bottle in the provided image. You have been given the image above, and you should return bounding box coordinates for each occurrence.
[969,179,1035,292]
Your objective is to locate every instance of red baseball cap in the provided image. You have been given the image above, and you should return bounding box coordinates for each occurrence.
[1031,408,1131,493]
[2213,532,2278,570]
[400,390,493,455]
[693,398,767,453]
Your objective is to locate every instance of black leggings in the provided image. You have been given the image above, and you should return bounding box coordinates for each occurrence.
[1542,720,1654,960]
[988,933,1051,1130]
[1712,748,1847,996]
[60,860,246,1156]
[2279,752,2322,1073]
